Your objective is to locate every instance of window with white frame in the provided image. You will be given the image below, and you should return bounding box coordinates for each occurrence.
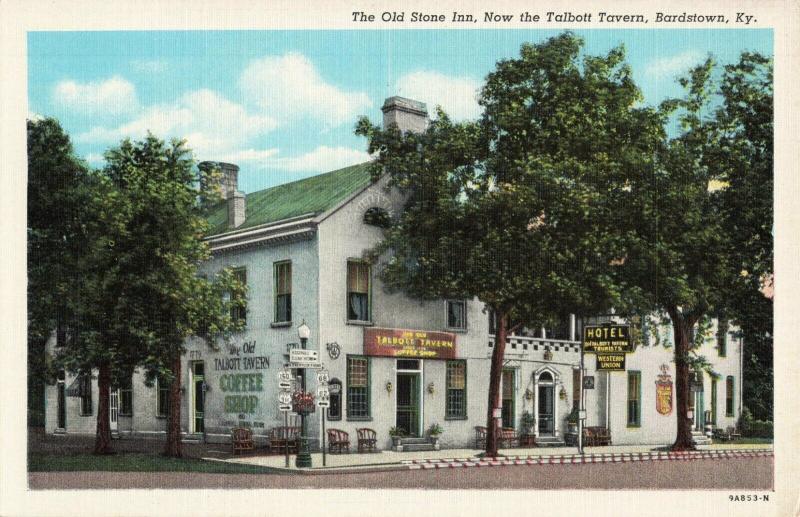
[446,300,467,330]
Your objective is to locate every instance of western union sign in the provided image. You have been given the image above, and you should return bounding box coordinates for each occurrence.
[583,324,633,354]
[596,353,626,371]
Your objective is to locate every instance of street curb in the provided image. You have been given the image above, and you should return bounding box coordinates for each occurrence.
[403,448,774,470]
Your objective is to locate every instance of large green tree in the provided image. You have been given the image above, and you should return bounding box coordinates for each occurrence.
[357,33,663,456]
[618,52,772,449]
[27,118,92,427]
[715,53,773,422]
[100,137,245,457]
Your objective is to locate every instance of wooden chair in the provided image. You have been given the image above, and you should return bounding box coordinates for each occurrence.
[475,426,487,449]
[231,427,255,455]
[583,426,612,446]
[357,428,377,453]
[727,426,741,441]
[269,426,300,454]
[327,428,350,454]
[499,427,519,448]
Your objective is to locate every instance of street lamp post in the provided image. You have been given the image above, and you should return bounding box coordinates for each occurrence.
[295,321,313,468]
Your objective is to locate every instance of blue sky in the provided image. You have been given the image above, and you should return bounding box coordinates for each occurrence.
[28,29,772,194]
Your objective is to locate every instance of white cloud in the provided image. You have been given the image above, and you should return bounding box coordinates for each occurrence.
[645,51,705,79]
[28,112,44,122]
[84,153,106,165]
[239,53,372,129]
[395,71,482,121]
[131,60,168,73]
[236,145,369,172]
[217,148,280,163]
[53,76,137,116]
[75,89,277,160]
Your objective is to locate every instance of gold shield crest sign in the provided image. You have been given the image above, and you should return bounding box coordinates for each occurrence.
[655,364,673,415]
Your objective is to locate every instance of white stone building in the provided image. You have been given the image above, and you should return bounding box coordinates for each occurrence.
[44,97,744,450]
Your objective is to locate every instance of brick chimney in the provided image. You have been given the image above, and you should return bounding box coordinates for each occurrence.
[199,161,246,229]
[382,96,429,133]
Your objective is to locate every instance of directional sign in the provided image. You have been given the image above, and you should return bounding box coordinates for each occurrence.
[277,369,293,389]
[316,387,330,407]
[285,362,324,370]
[279,404,292,412]
[583,324,633,353]
[290,349,319,365]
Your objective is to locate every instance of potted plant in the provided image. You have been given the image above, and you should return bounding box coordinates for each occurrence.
[389,426,405,448]
[520,411,536,437]
[566,406,579,434]
[427,423,443,449]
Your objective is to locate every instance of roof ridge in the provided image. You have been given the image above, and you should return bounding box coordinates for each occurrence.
[244,161,372,197]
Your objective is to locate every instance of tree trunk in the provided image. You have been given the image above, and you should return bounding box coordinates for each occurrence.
[669,308,700,451]
[163,352,183,458]
[93,362,113,454]
[485,311,508,457]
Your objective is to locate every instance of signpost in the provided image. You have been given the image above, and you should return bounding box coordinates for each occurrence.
[315,369,330,466]
[581,322,634,455]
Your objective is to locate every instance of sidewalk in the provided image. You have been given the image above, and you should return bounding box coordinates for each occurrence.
[209,442,773,473]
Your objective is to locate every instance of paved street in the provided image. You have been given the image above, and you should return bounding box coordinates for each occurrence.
[30,456,772,490]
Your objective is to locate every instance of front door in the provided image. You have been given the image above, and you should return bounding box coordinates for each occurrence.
[192,362,205,433]
[538,384,555,435]
[109,389,119,431]
[501,369,515,429]
[695,390,705,431]
[396,373,419,437]
[57,375,66,429]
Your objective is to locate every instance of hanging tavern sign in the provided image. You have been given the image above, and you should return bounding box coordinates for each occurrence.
[582,324,633,353]
[655,364,673,415]
[364,327,457,359]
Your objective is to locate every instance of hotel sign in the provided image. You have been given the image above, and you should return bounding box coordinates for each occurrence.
[582,324,633,354]
[364,327,456,359]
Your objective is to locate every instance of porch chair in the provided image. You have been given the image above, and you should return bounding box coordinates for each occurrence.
[231,427,255,455]
[327,428,350,454]
[357,428,377,453]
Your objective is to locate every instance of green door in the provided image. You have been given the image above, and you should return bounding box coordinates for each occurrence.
[396,373,419,437]
[695,390,705,430]
[192,362,205,433]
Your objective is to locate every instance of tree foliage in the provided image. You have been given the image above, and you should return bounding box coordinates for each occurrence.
[357,33,664,456]
[30,127,245,455]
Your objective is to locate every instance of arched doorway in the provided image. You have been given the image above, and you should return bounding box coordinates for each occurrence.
[534,367,560,437]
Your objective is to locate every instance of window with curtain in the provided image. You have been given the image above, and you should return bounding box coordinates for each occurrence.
[79,375,92,416]
[157,377,170,417]
[274,261,292,323]
[717,320,728,357]
[347,261,370,322]
[230,267,247,326]
[119,377,133,416]
[446,300,467,330]
[726,376,734,416]
[627,371,641,427]
[347,356,370,419]
[711,378,718,425]
[446,361,467,418]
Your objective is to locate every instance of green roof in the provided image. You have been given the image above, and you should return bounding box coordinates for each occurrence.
[207,162,373,235]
